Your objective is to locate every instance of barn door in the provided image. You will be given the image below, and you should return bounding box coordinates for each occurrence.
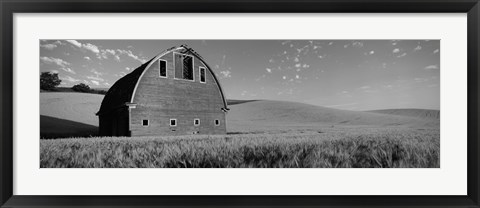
[115,113,129,136]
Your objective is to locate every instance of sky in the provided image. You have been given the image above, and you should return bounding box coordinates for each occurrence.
[40,39,440,111]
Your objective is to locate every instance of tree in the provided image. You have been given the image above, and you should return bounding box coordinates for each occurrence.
[71,83,91,93]
[40,72,62,90]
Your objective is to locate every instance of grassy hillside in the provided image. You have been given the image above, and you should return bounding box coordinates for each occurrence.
[40,92,104,138]
[367,109,440,120]
[227,100,439,133]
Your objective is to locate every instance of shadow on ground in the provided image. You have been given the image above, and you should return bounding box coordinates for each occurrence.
[40,115,98,139]
[226,99,258,106]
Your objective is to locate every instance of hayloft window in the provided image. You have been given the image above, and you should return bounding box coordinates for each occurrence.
[194,118,200,126]
[170,119,177,127]
[142,119,149,126]
[174,53,194,81]
[159,59,167,78]
[199,67,206,83]
[215,119,220,126]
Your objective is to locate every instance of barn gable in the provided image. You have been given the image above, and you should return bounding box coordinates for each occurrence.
[130,45,229,111]
[96,45,229,116]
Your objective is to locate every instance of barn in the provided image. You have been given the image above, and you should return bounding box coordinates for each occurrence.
[96,45,229,136]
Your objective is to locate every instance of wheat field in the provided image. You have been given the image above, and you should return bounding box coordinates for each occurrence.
[40,127,439,168]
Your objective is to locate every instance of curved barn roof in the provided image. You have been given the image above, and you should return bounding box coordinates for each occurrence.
[96,45,229,116]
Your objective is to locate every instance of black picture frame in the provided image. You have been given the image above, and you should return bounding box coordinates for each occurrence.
[1,0,479,207]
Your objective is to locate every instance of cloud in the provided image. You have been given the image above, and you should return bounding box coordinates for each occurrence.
[359,85,371,90]
[369,50,374,55]
[392,48,400,53]
[98,49,121,61]
[65,40,82,47]
[90,68,103,77]
[40,57,75,74]
[116,49,147,63]
[49,70,59,73]
[413,45,422,51]
[87,76,104,82]
[433,49,439,54]
[66,40,102,55]
[90,80,100,86]
[61,75,80,83]
[294,57,300,62]
[40,44,57,50]
[40,57,70,67]
[397,53,407,58]
[126,67,132,71]
[219,70,232,78]
[282,76,287,80]
[265,68,272,73]
[295,63,301,68]
[62,68,76,74]
[424,65,439,70]
[351,41,364,48]
[84,56,91,60]
[83,43,100,54]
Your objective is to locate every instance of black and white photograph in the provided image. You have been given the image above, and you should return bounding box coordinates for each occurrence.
[39,39,440,168]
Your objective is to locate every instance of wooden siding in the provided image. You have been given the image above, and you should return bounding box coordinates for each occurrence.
[130,49,227,136]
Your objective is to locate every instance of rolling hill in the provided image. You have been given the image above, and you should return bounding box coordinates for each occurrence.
[41,92,103,138]
[226,100,439,132]
[40,92,439,138]
[367,109,440,120]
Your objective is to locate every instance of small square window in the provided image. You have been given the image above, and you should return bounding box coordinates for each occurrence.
[215,119,220,126]
[170,119,177,127]
[194,119,200,126]
[142,119,149,126]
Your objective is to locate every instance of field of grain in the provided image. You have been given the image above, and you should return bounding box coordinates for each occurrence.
[40,92,440,168]
[40,127,439,168]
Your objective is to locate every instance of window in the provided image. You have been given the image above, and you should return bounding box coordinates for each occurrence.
[215,119,220,126]
[199,67,206,83]
[159,59,167,78]
[142,119,149,126]
[174,53,194,80]
[170,119,177,127]
[194,118,200,126]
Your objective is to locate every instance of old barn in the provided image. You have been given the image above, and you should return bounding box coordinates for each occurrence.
[96,45,229,136]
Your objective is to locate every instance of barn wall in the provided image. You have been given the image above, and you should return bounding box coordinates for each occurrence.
[130,49,227,136]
